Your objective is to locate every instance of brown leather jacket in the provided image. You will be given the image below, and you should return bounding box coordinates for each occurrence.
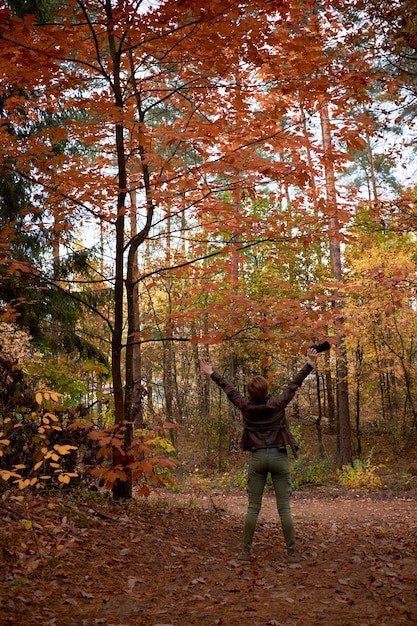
[210,363,313,458]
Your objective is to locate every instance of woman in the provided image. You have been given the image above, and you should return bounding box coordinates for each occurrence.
[200,347,319,565]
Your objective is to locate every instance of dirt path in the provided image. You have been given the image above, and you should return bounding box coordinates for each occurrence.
[169,487,417,525]
[2,489,417,626]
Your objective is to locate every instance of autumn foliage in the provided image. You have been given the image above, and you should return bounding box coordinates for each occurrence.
[1,0,417,496]
[1,4,417,622]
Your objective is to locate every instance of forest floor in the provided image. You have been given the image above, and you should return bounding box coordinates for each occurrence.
[1,486,416,626]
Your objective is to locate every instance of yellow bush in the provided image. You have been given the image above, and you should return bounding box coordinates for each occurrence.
[337,455,383,490]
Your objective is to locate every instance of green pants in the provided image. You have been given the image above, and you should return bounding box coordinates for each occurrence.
[244,447,295,555]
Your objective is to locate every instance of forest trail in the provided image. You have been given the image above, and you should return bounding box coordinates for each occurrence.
[1,489,416,626]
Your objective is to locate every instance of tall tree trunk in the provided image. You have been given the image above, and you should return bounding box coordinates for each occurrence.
[125,48,154,432]
[163,211,174,426]
[126,188,144,429]
[320,103,352,467]
[106,0,129,499]
[194,327,212,462]
[323,348,336,434]
[106,0,126,429]
[96,220,106,428]
[302,108,337,437]
[163,314,174,423]
[366,130,379,203]
[301,110,320,219]
[354,341,363,455]
[52,218,60,351]
[228,187,241,454]
[315,371,325,457]
[108,4,155,499]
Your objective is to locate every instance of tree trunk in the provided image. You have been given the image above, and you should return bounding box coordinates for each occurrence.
[194,334,212,462]
[336,340,352,466]
[366,130,379,203]
[125,188,145,430]
[320,103,352,467]
[354,341,363,455]
[228,187,241,454]
[52,216,61,350]
[315,371,325,458]
[163,210,174,427]
[324,350,336,434]
[125,47,154,429]
[106,0,130,500]
[116,46,155,499]
[163,324,174,422]
[373,331,387,422]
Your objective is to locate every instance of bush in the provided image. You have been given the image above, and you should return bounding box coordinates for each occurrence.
[291,456,332,490]
[289,425,332,490]
[337,452,384,490]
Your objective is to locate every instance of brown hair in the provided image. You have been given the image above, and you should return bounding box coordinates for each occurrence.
[247,375,269,402]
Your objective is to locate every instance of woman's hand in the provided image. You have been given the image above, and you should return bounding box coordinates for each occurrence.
[307,347,318,367]
[200,358,213,375]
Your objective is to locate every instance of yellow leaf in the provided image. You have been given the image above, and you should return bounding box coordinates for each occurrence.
[44,392,50,400]
[54,444,77,455]
[58,474,70,484]
[0,470,15,480]
[45,413,59,422]
[24,520,32,530]
[34,461,43,471]
[35,392,43,405]
[158,438,176,453]
[50,462,60,468]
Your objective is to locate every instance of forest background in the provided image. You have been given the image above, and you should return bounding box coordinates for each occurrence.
[1,0,417,502]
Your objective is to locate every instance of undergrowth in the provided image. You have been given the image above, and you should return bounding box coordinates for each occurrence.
[337,451,384,490]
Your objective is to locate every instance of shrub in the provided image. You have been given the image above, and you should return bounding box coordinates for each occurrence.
[291,456,332,490]
[88,418,179,496]
[0,391,79,489]
[337,452,384,490]
[289,425,332,490]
